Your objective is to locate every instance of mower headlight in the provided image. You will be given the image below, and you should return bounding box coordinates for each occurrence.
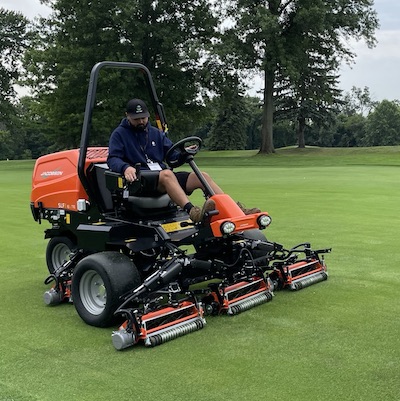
[221,221,236,235]
[257,214,272,228]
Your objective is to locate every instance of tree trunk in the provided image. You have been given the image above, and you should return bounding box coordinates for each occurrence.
[259,67,275,154]
[297,116,306,148]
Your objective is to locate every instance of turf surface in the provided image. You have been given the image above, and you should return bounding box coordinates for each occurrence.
[0,147,399,401]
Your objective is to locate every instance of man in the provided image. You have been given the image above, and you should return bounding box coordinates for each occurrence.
[107,98,259,223]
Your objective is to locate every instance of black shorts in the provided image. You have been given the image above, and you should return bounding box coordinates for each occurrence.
[175,171,191,194]
[138,170,191,196]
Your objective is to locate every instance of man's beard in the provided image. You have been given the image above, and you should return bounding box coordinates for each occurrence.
[133,124,146,132]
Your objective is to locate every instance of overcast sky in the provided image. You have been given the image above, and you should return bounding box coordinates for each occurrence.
[1,0,399,102]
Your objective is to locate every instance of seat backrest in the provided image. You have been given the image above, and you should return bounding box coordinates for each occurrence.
[93,163,114,211]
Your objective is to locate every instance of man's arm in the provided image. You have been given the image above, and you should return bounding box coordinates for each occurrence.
[107,132,131,175]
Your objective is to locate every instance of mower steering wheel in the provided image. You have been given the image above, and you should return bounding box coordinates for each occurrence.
[165,136,202,168]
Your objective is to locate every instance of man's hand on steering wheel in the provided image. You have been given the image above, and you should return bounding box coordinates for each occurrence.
[165,136,202,168]
[185,144,199,153]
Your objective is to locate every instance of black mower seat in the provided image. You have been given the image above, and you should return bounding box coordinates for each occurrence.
[128,194,172,209]
[93,163,174,213]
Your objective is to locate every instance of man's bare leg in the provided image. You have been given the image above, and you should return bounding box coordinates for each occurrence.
[157,170,216,223]
[157,169,190,207]
[186,172,224,195]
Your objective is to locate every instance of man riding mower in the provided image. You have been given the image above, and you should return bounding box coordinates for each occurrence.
[30,61,330,350]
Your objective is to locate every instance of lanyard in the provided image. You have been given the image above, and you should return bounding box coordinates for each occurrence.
[138,132,151,162]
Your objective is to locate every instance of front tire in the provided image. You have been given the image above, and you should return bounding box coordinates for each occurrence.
[241,229,272,259]
[71,252,141,327]
[46,236,76,274]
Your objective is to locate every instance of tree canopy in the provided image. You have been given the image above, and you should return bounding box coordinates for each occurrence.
[364,100,400,146]
[1,1,396,160]
[25,0,218,148]
[221,0,379,153]
[0,8,30,125]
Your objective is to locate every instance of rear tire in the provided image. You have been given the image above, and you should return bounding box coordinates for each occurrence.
[71,252,141,327]
[46,236,76,274]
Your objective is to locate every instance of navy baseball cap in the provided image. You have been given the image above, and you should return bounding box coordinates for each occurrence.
[126,98,150,118]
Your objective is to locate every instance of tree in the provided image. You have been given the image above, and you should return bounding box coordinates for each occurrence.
[329,86,375,148]
[245,97,263,150]
[206,92,251,150]
[364,100,400,146]
[335,113,366,147]
[275,64,342,148]
[24,0,218,149]
[222,0,379,153]
[274,24,344,148]
[272,120,297,148]
[341,86,377,116]
[16,96,51,158]
[0,8,30,128]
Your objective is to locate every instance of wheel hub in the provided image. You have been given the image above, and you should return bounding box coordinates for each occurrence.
[79,270,107,315]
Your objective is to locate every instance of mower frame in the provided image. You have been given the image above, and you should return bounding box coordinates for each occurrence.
[31,61,331,350]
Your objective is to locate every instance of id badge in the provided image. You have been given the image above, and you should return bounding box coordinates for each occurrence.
[147,161,162,171]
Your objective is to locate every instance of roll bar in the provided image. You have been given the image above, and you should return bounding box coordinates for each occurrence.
[78,61,167,201]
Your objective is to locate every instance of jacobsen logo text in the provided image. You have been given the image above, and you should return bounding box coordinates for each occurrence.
[41,170,63,178]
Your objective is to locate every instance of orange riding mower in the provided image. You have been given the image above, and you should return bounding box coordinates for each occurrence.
[30,62,331,350]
